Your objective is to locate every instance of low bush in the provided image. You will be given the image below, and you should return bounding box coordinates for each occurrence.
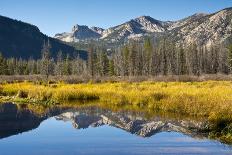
[16,90,28,98]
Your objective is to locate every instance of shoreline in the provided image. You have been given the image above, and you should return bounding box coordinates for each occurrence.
[1,74,232,84]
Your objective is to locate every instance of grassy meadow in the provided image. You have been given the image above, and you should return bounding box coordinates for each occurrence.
[0,80,232,143]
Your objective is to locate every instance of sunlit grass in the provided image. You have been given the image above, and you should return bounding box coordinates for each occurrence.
[1,81,232,118]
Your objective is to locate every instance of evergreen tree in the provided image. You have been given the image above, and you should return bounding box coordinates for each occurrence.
[129,43,138,76]
[178,45,186,75]
[55,51,63,76]
[143,38,153,75]
[41,40,51,80]
[87,47,95,77]
[63,54,71,75]
[101,51,109,76]
[227,44,232,73]
[160,39,168,75]
[122,46,130,76]
[0,53,8,75]
[109,59,115,76]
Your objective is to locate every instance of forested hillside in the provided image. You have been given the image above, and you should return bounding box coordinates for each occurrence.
[0,38,231,77]
[0,15,87,59]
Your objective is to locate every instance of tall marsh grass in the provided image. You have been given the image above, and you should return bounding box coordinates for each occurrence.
[1,81,232,120]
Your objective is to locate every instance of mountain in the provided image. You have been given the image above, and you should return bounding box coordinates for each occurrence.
[55,25,104,42]
[55,15,171,43]
[100,16,171,42]
[55,7,232,46]
[0,15,87,59]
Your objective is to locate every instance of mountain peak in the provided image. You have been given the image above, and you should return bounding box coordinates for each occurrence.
[222,7,232,11]
[192,13,208,18]
[134,15,162,23]
[136,15,153,20]
[90,26,104,35]
[72,24,89,32]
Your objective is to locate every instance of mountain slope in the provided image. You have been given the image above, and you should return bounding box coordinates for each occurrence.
[0,15,87,59]
[167,7,232,45]
[100,16,171,42]
[55,7,232,46]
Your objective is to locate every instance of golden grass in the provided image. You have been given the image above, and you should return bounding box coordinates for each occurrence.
[1,81,232,143]
[1,81,232,121]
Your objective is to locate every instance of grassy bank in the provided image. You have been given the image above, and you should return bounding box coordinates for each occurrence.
[0,81,232,142]
[2,74,232,84]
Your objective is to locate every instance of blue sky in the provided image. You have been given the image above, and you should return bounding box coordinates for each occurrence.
[0,0,231,36]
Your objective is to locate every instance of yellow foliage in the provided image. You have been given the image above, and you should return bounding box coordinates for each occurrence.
[1,81,232,119]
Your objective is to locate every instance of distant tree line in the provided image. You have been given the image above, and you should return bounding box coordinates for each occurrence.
[0,38,232,78]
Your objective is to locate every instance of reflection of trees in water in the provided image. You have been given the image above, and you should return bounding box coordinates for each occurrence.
[0,103,65,139]
[0,103,42,139]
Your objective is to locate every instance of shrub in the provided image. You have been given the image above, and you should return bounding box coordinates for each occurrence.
[16,90,28,98]
[152,92,168,101]
[0,86,3,95]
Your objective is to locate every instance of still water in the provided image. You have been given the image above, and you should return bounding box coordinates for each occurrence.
[0,103,231,155]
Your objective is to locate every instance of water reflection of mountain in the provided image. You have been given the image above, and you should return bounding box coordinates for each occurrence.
[0,103,209,140]
[55,107,209,138]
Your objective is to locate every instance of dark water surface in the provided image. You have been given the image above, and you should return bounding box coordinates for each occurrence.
[0,103,231,155]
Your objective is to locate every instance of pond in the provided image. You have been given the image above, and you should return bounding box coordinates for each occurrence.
[0,103,231,155]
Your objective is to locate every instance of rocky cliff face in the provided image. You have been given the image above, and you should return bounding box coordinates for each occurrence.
[55,7,232,46]
[55,25,104,42]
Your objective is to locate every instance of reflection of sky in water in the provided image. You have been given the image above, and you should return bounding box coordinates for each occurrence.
[0,117,231,155]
